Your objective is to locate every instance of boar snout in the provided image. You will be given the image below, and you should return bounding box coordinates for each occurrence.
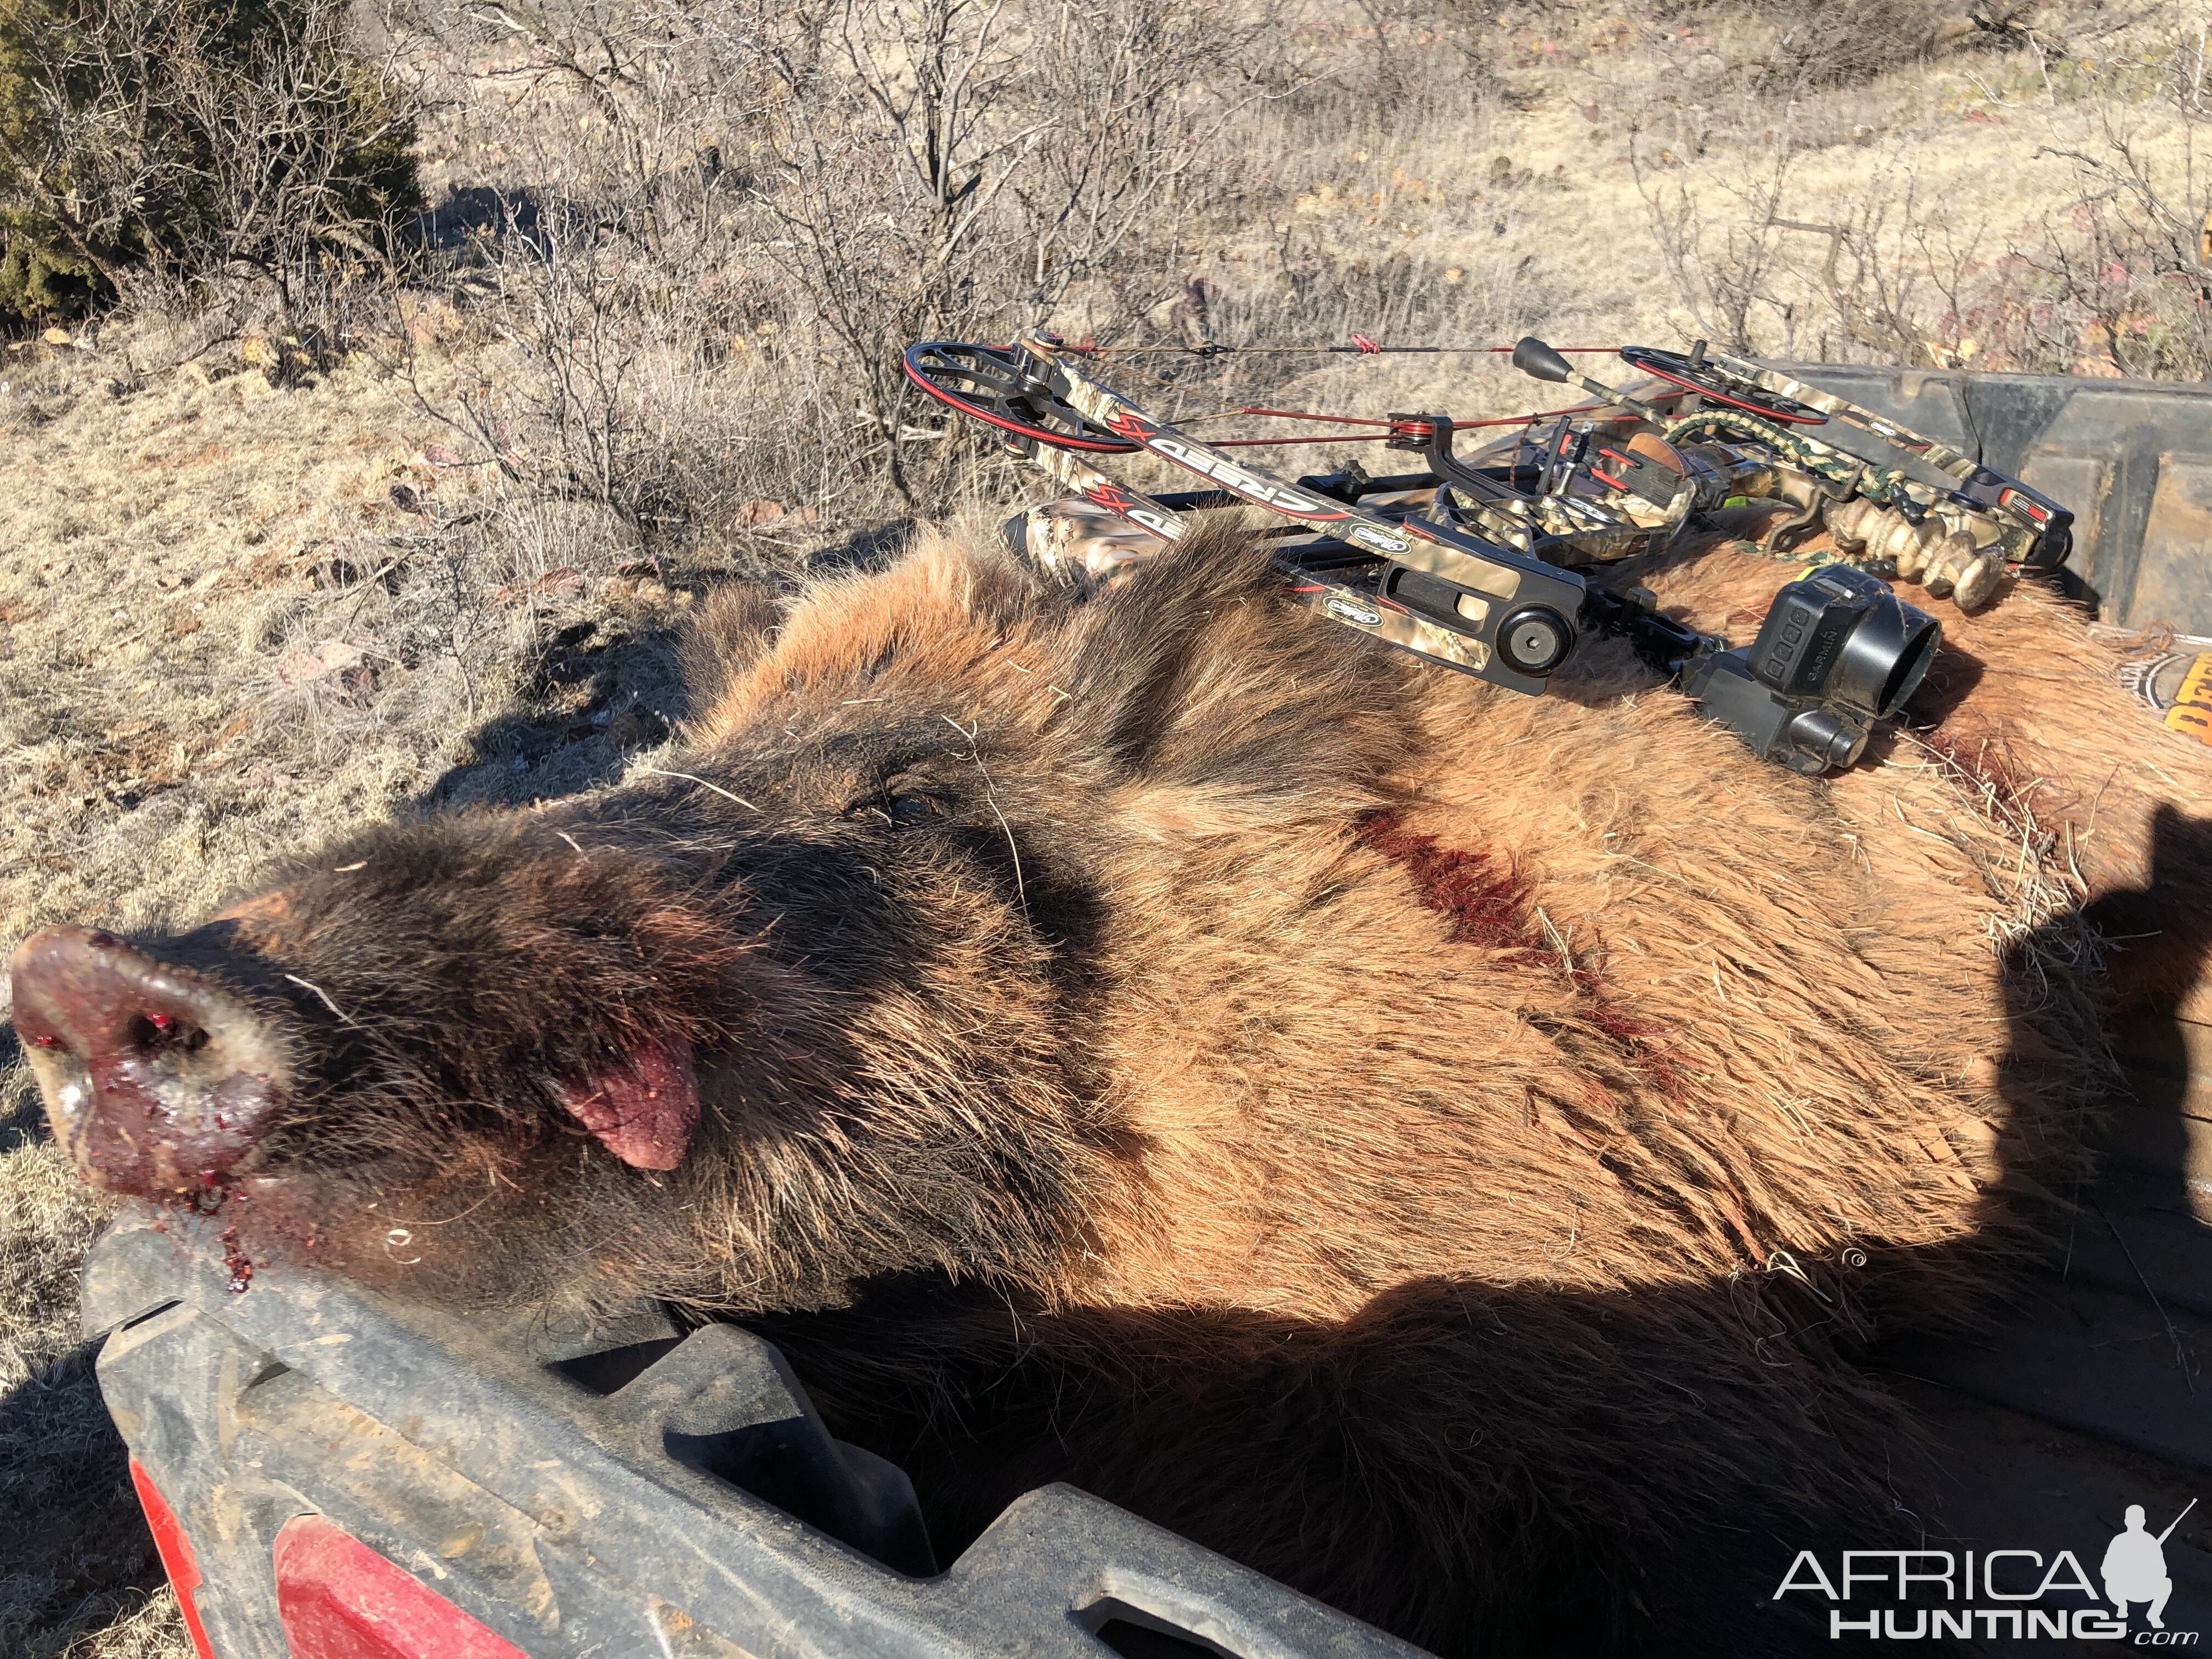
[10,924,293,1198]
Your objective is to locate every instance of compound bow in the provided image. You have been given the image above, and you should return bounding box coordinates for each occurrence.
[903,332,2072,775]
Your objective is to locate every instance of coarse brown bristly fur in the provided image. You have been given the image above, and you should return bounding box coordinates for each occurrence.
[20,519,2212,1654]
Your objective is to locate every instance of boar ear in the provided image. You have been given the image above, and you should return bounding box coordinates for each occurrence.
[1062,516,1415,789]
[554,1040,699,1170]
[680,583,781,704]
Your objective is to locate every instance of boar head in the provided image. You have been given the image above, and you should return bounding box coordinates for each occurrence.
[10,522,1416,1311]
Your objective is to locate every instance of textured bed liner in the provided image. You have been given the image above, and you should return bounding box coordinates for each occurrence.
[1872,1015,2212,1632]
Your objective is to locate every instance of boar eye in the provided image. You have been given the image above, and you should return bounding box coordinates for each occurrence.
[886,792,945,825]
[843,785,949,827]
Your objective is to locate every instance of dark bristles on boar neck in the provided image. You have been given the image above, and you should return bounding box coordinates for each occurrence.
[16,514,2212,1654]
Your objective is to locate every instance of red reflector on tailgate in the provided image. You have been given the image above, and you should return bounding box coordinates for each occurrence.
[273,1514,529,1659]
[128,1458,221,1659]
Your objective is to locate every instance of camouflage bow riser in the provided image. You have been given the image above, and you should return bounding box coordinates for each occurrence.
[1443,425,1807,565]
[1681,351,2069,597]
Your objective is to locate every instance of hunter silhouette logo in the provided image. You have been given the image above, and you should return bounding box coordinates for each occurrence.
[2107,1502,2193,1632]
[1775,1498,2199,1641]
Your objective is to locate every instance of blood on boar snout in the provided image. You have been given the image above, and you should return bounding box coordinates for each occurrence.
[11,924,294,1197]
[11,821,733,1223]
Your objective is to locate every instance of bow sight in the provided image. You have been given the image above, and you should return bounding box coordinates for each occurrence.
[903,332,2073,776]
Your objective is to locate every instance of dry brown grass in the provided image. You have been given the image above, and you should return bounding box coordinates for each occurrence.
[4,0,2210,1651]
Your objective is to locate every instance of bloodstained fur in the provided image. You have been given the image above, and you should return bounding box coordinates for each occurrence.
[1356,811,1541,957]
[1359,809,1690,1103]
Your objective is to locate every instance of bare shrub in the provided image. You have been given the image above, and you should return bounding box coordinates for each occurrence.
[384,0,1292,546]
[1333,0,1492,103]
[2024,36,2212,378]
[1746,0,1970,92]
[1629,9,2212,379]
[0,0,422,324]
[1638,0,2004,100]
[1631,132,1798,352]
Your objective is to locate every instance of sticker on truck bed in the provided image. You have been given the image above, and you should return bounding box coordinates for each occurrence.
[2102,629,2212,747]
[2164,652,2212,746]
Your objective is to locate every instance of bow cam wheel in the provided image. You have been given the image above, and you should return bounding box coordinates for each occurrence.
[903,342,1138,453]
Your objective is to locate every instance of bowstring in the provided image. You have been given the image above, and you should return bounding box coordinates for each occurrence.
[1096,348,1260,427]
[1073,351,1604,448]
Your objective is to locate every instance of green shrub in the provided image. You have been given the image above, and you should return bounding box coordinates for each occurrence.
[0,0,422,323]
